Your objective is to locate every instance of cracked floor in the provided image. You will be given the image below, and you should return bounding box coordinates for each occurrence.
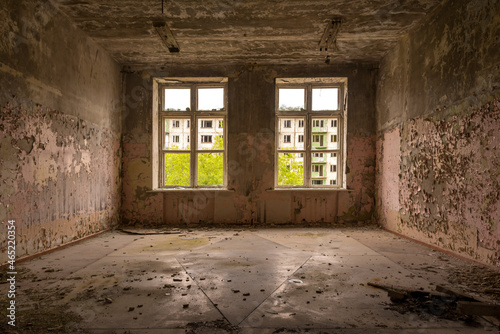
[1,227,499,333]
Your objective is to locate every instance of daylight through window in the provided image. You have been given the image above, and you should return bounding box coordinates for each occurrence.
[160,79,227,188]
[276,78,346,188]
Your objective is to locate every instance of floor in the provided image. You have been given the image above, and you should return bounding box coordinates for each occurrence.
[1,227,499,333]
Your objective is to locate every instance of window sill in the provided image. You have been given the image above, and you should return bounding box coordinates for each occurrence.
[148,188,234,193]
[267,188,351,192]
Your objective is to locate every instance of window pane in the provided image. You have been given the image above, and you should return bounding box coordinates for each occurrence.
[198,88,224,111]
[198,117,224,150]
[327,152,338,186]
[278,88,305,111]
[312,88,338,110]
[312,117,338,150]
[164,118,190,150]
[198,153,223,185]
[278,152,304,186]
[165,89,190,111]
[164,153,190,186]
[278,117,304,150]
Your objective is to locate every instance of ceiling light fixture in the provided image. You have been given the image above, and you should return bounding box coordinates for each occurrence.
[319,19,342,52]
[153,21,180,53]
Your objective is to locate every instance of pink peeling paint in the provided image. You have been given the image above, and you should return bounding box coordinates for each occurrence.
[378,99,500,266]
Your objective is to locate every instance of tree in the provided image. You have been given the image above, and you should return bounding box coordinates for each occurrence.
[164,136,224,186]
[278,152,303,185]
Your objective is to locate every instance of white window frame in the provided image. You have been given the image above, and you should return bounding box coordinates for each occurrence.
[275,77,347,189]
[154,77,228,189]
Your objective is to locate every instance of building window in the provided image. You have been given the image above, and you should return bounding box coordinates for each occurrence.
[201,135,212,143]
[159,78,227,188]
[275,77,345,188]
[201,120,213,128]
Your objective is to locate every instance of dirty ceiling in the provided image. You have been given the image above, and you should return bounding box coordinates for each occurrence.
[53,0,444,67]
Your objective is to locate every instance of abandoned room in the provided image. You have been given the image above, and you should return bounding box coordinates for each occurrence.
[0,0,499,333]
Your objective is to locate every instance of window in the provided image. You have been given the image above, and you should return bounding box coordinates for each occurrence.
[158,78,227,188]
[313,120,324,127]
[201,120,213,128]
[201,135,212,143]
[275,77,345,188]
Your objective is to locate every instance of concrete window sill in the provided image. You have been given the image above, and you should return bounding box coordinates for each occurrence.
[148,188,235,193]
[267,188,352,192]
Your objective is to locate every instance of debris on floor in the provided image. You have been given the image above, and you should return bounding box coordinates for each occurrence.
[368,281,500,324]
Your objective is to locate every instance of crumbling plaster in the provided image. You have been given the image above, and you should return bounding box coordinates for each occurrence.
[376,0,500,266]
[0,0,122,264]
[121,63,377,226]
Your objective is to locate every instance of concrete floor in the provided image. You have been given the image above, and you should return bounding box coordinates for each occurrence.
[2,227,499,333]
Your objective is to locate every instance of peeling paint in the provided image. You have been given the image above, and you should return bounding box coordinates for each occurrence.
[0,101,121,263]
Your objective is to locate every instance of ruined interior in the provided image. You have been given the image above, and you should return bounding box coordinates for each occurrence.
[1,0,499,333]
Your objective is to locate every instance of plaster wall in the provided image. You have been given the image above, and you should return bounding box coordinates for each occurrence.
[376,0,500,266]
[122,64,377,226]
[0,0,122,263]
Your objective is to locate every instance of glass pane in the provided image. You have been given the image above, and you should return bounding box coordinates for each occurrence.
[311,117,338,150]
[326,152,338,186]
[311,152,327,185]
[278,88,305,111]
[198,88,224,111]
[278,117,304,150]
[198,117,224,150]
[312,88,339,110]
[164,89,190,111]
[164,153,190,186]
[278,152,304,186]
[198,153,223,185]
[164,118,190,150]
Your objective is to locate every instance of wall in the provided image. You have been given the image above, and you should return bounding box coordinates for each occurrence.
[0,0,122,264]
[122,63,377,226]
[376,0,500,266]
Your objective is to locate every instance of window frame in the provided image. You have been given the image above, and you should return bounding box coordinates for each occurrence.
[275,78,346,189]
[157,78,228,189]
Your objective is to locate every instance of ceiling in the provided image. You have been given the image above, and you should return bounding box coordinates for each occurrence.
[53,0,444,67]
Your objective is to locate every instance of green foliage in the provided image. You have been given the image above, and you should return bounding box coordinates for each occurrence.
[198,136,223,185]
[165,153,190,185]
[164,136,224,186]
[278,153,303,185]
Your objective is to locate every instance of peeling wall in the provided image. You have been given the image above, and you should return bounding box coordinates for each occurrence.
[376,0,500,266]
[122,64,377,226]
[0,0,122,263]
